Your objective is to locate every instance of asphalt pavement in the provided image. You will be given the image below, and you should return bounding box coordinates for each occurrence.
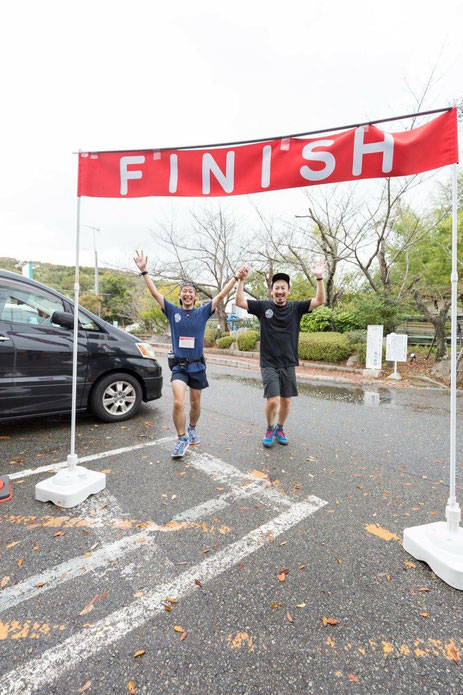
[0,358,462,695]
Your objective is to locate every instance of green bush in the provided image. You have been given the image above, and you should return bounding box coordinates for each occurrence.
[345,329,367,349]
[353,342,386,367]
[217,336,236,349]
[204,326,216,347]
[300,306,334,333]
[237,330,259,352]
[298,332,350,363]
[333,309,361,333]
[350,292,404,333]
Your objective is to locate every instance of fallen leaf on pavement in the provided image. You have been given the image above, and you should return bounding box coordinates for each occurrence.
[298,565,305,570]
[448,645,461,662]
[180,631,187,641]
[133,650,145,658]
[404,561,416,568]
[78,681,92,693]
[271,602,282,608]
[17,559,24,567]
[287,612,293,623]
[133,592,144,598]
[79,593,107,616]
[420,612,429,618]
[296,603,306,608]
[6,541,22,549]
[53,531,65,537]
[348,674,359,683]
[173,625,184,633]
[163,604,172,612]
[1,576,10,588]
[194,579,202,587]
[321,617,339,626]
[418,587,430,592]
[128,682,136,694]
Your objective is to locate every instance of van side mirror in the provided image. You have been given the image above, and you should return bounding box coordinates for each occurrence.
[51,311,75,329]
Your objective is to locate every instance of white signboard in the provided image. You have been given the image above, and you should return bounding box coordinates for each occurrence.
[386,332,408,362]
[366,325,384,370]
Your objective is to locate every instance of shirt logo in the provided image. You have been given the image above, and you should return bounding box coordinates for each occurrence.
[174,313,181,323]
[265,309,274,319]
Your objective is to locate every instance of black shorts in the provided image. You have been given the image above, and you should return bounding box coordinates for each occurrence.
[171,368,209,390]
[261,366,298,398]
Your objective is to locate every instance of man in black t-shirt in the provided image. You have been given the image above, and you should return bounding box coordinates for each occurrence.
[236,264,325,447]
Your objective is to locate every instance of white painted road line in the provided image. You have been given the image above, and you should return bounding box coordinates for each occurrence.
[0,478,293,613]
[188,451,293,511]
[0,533,163,613]
[0,498,327,695]
[8,436,176,480]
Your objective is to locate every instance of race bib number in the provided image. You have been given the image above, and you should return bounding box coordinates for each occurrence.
[179,336,195,349]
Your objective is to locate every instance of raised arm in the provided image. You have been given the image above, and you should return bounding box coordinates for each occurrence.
[235,266,249,311]
[211,265,248,311]
[309,258,326,309]
[133,250,165,310]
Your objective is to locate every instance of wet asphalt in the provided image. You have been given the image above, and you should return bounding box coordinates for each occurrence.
[0,358,462,695]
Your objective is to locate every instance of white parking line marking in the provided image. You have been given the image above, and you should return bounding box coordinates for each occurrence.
[0,455,297,613]
[0,498,327,695]
[188,451,293,511]
[8,437,176,480]
[0,534,163,613]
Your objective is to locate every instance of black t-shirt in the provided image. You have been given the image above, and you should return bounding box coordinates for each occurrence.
[247,299,312,368]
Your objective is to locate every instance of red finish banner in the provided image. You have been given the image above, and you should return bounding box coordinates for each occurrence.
[78,109,458,198]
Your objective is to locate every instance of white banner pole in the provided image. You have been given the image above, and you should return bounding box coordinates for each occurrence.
[68,194,81,467]
[403,158,462,590]
[34,153,106,507]
[446,161,461,532]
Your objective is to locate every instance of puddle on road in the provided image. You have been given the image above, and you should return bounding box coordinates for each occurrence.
[214,373,393,407]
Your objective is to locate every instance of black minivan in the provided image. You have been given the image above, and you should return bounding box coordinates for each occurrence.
[0,269,162,422]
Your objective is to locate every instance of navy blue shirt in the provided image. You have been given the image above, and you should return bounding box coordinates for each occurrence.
[163,299,214,373]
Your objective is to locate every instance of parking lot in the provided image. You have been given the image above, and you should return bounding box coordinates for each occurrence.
[1,359,462,695]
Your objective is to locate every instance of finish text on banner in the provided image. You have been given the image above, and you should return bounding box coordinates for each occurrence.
[77,109,458,198]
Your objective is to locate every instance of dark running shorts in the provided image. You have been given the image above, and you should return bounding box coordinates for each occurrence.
[261,366,298,398]
[171,369,209,390]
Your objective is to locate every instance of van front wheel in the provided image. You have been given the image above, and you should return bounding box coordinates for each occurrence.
[90,373,142,422]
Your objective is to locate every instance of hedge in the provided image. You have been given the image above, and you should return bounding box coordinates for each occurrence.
[217,336,236,349]
[237,330,259,352]
[298,332,350,363]
[204,326,216,347]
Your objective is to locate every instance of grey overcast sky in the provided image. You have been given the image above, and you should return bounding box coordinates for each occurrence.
[1,0,462,270]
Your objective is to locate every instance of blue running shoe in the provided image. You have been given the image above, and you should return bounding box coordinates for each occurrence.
[274,426,288,445]
[188,425,200,445]
[262,427,275,448]
[171,437,189,458]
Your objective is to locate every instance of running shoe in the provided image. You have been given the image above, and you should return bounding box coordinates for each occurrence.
[262,427,275,448]
[188,425,200,445]
[274,426,289,445]
[171,437,189,458]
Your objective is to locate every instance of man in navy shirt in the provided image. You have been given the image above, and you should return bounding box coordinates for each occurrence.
[135,250,247,457]
[236,262,325,447]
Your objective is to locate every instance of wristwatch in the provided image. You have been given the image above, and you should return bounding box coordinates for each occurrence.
[139,271,148,276]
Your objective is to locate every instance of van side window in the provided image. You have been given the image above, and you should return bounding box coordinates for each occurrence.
[78,311,101,331]
[0,285,64,326]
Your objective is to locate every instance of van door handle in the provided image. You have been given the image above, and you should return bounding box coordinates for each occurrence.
[0,335,11,341]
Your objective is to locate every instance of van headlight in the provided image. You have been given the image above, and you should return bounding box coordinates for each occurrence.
[135,342,157,359]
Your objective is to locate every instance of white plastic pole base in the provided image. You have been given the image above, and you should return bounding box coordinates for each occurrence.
[403,521,463,590]
[387,371,402,380]
[35,459,106,508]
